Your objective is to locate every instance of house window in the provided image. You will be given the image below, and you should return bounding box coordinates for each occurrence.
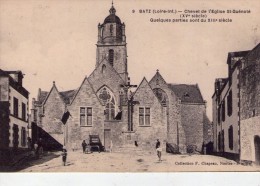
[21,127,26,147]
[228,125,233,150]
[13,124,19,149]
[22,103,26,121]
[139,108,144,126]
[109,49,114,66]
[13,97,19,117]
[139,107,150,126]
[221,100,225,122]
[87,108,92,126]
[227,90,233,116]
[80,107,92,126]
[217,106,221,124]
[218,132,221,151]
[145,108,150,125]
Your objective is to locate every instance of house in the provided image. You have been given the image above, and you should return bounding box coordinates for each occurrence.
[0,69,29,165]
[212,43,260,164]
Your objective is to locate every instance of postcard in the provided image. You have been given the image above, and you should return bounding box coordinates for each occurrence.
[0,0,259,175]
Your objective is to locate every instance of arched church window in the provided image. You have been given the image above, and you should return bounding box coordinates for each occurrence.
[97,86,117,120]
[102,64,106,73]
[109,49,114,66]
[153,88,168,107]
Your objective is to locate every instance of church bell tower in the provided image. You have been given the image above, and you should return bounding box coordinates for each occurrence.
[96,3,128,82]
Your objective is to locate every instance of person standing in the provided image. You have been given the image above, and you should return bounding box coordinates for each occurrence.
[82,140,87,153]
[34,141,39,159]
[61,147,67,166]
[156,139,162,161]
[110,140,113,153]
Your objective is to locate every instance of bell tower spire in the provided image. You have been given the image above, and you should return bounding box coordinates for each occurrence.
[96,3,128,82]
[110,1,116,15]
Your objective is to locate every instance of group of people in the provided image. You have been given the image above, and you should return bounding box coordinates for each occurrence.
[28,137,44,159]
[60,139,163,166]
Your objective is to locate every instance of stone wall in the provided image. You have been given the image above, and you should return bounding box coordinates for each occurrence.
[148,72,185,152]
[132,78,167,151]
[104,107,128,147]
[181,103,205,152]
[88,59,125,107]
[240,45,260,120]
[240,116,260,162]
[203,113,213,143]
[67,78,105,150]
[96,45,127,82]
[41,85,64,146]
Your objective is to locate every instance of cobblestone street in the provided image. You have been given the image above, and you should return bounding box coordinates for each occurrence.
[15,150,260,172]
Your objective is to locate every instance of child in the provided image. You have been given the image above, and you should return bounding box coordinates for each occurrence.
[61,147,67,166]
[156,139,162,161]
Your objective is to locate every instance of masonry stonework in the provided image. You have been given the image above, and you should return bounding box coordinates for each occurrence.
[132,78,167,149]
[67,78,105,149]
[240,116,260,162]
[31,4,209,154]
[181,104,205,151]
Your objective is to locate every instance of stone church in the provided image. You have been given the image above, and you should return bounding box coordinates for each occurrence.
[31,4,211,153]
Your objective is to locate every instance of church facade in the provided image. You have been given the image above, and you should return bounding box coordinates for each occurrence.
[31,5,210,153]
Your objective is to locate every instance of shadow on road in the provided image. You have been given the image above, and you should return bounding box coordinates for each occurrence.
[12,151,60,172]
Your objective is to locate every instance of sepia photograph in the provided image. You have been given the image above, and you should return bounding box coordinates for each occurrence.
[0,0,260,179]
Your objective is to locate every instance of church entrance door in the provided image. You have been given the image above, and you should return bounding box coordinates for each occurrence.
[104,129,111,151]
[254,135,260,165]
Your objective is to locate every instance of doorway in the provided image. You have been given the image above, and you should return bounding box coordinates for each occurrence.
[104,129,111,151]
[254,135,260,165]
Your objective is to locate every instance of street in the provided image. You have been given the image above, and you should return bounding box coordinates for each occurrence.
[14,149,260,172]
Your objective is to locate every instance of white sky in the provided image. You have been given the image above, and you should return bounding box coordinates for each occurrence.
[0,0,260,120]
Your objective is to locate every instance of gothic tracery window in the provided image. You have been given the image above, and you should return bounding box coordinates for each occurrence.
[97,86,117,120]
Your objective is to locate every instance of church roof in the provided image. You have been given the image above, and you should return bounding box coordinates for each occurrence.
[168,84,205,104]
[103,4,121,24]
[38,91,48,104]
[37,89,77,105]
[60,89,77,104]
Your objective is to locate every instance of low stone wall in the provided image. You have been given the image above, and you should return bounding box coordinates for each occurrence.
[240,116,260,162]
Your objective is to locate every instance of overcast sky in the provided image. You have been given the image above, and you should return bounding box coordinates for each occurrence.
[1,0,259,120]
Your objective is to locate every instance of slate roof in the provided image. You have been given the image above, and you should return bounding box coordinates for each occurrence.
[37,89,77,105]
[168,84,205,103]
[0,69,29,98]
[60,89,77,104]
[37,91,48,104]
[227,50,250,65]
